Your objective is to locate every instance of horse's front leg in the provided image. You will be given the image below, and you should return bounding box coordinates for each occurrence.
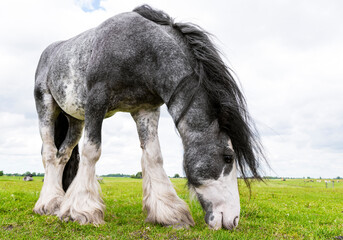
[131,108,194,228]
[58,91,107,225]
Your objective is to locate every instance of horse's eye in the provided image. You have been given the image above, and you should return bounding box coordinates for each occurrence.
[223,154,234,164]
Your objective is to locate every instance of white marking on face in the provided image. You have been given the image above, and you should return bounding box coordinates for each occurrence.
[194,161,240,230]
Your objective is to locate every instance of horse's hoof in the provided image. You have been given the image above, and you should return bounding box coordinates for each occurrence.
[144,199,195,228]
[33,196,62,216]
[33,205,46,215]
[74,210,105,226]
[59,209,105,226]
[58,195,105,226]
[165,223,191,230]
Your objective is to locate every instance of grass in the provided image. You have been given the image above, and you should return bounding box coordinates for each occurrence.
[0,176,342,239]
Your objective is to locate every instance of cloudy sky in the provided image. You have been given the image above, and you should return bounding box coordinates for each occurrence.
[0,0,342,178]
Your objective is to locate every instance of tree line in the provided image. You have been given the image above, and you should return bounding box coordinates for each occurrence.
[0,171,44,177]
[264,176,341,179]
[0,171,339,180]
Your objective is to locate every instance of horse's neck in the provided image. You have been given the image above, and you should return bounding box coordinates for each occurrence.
[167,86,216,145]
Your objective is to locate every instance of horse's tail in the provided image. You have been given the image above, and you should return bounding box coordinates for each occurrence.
[54,113,79,191]
[134,5,265,185]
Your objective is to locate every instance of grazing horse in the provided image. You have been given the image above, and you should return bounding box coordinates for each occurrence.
[33,5,263,230]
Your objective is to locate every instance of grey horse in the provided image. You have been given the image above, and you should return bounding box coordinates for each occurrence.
[33,5,263,230]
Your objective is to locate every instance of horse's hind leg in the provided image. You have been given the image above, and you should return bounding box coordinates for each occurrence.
[131,108,194,228]
[56,115,84,191]
[33,93,62,215]
[34,93,83,215]
[58,91,107,225]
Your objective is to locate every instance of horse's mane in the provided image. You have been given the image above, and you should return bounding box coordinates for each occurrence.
[134,5,265,185]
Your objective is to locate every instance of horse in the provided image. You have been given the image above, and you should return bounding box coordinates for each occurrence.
[33,5,263,230]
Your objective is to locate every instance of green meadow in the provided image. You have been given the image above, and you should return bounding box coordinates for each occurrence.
[0,176,342,239]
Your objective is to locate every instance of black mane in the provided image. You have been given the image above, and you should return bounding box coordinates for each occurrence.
[134,5,265,184]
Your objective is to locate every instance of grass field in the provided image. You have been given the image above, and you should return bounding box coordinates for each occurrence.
[0,176,342,239]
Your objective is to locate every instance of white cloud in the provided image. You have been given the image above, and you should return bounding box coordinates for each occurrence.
[74,0,95,11]
[0,0,342,179]
[0,112,42,173]
[74,0,105,12]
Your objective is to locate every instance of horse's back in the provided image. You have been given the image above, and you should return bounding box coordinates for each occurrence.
[35,12,192,120]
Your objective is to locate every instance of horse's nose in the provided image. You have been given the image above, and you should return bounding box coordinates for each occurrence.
[223,215,239,230]
[233,216,239,227]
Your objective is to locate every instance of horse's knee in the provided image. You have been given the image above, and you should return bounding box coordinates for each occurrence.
[42,144,58,165]
[56,147,73,165]
[81,140,101,163]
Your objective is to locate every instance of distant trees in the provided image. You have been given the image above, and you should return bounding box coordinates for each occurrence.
[264,176,282,179]
[173,173,180,178]
[0,171,3,176]
[3,172,44,177]
[135,172,142,179]
[101,173,131,178]
[131,172,142,179]
[23,172,40,177]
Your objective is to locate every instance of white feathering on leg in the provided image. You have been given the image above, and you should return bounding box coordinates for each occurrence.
[34,126,65,215]
[58,140,105,225]
[133,109,194,228]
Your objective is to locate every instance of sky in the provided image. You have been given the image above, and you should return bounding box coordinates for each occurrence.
[0,0,342,178]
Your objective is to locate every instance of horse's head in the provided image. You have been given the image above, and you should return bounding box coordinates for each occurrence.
[183,121,240,230]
